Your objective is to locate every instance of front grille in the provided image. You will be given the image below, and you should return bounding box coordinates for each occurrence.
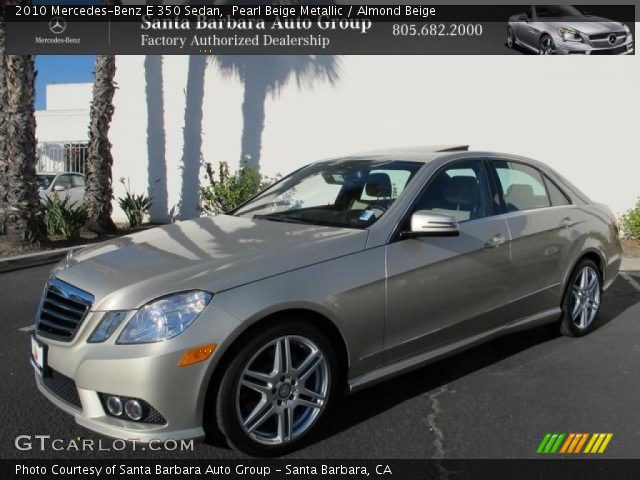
[37,278,94,341]
[43,369,82,408]
[591,45,629,55]
[589,31,626,41]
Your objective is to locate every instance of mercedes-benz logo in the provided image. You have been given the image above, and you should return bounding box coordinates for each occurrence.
[49,17,66,35]
[608,33,617,45]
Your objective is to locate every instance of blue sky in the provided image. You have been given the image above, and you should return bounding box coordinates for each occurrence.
[34,0,100,110]
[35,56,95,110]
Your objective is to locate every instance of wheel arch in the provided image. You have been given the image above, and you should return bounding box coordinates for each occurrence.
[201,307,350,437]
[562,249,606,296]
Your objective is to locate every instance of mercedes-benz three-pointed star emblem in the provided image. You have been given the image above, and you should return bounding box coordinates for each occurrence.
[49,17,67,35]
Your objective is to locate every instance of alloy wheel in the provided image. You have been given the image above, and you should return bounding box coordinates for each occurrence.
[507,29,514,48]
[235,335,329,446]
[570,266,601,329]
[539,36,557,55]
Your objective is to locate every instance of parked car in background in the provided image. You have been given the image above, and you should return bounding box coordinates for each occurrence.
[507,5,634,54]
[37,172,86,205]
[31,146,622,456]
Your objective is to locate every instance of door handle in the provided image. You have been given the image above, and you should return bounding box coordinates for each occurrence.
[485,234,506,249]
[560,217,573,229]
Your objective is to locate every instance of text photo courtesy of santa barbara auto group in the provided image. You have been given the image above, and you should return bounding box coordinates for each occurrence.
[0,1,639,479]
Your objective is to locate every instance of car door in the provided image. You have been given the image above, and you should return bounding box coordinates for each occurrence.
[384,159,512,365]
[489,159,577,319]
[514,6,538,48]
[69,174,85,205]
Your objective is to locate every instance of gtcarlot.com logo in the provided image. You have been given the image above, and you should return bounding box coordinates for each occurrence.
[14,435,194,452]
[536,433,613,454]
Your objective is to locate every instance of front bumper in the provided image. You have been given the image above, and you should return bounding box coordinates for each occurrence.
[32,303,242,442]
[556,34,634,55]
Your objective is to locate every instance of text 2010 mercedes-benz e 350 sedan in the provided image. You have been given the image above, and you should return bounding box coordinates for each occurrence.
[507,5,634,55]
[31,146,622,456]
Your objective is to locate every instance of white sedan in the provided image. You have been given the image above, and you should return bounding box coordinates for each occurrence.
[37,172,86,205]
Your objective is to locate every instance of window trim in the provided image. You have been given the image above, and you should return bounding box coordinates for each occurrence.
[389,158,497,243]
[542,173,573,207]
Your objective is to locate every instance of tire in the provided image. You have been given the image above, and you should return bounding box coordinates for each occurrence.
[506,28,515,48]
[560,259,603,337]
[214,319,338,457]
[539,35,557,55]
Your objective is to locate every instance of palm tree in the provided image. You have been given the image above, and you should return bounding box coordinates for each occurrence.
[214,55,340,172]
[0,6,8,234]
[2,0,45,243]
[84,0,121,233]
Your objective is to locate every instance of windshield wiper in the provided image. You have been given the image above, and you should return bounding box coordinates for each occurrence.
[253,214,316,225]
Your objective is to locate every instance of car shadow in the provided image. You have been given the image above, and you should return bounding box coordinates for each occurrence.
[203,276,639,454]
[307,275,640,447]
[506,42,536,55]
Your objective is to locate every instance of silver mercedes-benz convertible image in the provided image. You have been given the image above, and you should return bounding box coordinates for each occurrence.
[31,146,622,456]
[507,5,634,55]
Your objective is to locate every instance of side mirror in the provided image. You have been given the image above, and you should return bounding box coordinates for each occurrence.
[517,14,529,22]
[404,210,460,238]
[53,185,67,192]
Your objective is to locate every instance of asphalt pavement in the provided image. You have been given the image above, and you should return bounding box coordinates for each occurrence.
[1,264,639,459]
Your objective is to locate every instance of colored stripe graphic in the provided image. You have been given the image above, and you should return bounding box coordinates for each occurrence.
[574,433,588,453]
[550,433,565,453]
[538,433,613,454]
[537,433,552,454]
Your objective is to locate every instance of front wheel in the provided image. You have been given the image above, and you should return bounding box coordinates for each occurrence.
[560,259,602,337]
[539,35,557,55]
[215,321,337,456]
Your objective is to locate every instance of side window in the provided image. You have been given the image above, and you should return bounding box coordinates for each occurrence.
[415,160,493,223]
[54,175,71,189]
[494,161,551,212]
[71,175,86,188]
[544,175,571,206]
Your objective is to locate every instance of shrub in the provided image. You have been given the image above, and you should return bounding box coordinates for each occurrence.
[43,194,87,240]
[200,162,278,215]
[118,178,153,228]
[620,198,640,240]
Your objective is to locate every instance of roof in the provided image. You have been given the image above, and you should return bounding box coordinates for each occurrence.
[324,145,471,164]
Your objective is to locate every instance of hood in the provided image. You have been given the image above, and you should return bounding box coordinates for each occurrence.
[55,215,368,310]
[539,17,626,35]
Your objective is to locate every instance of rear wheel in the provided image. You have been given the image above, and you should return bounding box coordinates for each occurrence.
[215,321,337,457]
[560,259,602,337]
[506,27,515,48]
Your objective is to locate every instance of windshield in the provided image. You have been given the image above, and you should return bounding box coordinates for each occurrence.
[535,5,585,17]
[234,159,422,229]
[36,175,56,189]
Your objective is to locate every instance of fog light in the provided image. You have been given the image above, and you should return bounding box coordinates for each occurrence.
[106,396,123,416]
[124,399,143,421]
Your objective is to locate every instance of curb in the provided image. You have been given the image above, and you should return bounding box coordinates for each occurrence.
[621,257,640,273]
[0,245,86,274]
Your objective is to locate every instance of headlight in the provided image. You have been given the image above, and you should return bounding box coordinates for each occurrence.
[557,27,584,43]
[623,24,630,33]
[89,311,129,343]
[117,291,213,344]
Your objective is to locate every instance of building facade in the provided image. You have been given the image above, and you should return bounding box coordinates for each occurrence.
[102,54,637,221]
